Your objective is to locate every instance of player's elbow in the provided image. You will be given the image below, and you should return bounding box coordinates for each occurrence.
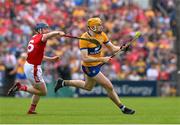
[39,89,47,96]
[82,56,89,62]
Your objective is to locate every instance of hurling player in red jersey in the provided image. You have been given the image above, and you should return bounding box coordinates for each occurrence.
[7,23,65,114]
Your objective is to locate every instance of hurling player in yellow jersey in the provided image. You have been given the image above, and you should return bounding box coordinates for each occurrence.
[55,17,135,114]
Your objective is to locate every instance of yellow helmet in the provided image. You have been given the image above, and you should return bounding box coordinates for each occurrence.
[87,17,102,28]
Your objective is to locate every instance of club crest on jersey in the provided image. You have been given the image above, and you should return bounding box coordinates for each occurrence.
[95,46,100,51]
[92,70,96,74]
[88,45,102,55]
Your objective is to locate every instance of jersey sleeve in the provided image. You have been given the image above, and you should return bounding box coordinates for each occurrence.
[79,34,88,50]
[34,34,44,44]
[38,34,47,44]
[101,32,110,45]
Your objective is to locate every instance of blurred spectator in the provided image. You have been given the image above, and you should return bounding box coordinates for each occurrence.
[57,63,72,80]
[8,53,30,97]
[2,50,17,96]
[146,64,159,80]
[128,70,141,81]
[160,81,177,96]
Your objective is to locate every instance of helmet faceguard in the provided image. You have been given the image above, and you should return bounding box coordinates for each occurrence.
[87,18,103,34]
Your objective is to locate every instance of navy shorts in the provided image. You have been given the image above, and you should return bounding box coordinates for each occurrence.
[16,73,27,80]
[82,64,101,77]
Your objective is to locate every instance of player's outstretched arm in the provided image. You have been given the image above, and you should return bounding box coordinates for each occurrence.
[105,42,120,53]
[42,31,65,42]
[105,41,130,54]
[81,49,111,63]
[43,56,60,62]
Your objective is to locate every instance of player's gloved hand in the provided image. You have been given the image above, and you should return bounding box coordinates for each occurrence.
[119,36,133,52]
[120,44,131,52]
[100,57,112,63]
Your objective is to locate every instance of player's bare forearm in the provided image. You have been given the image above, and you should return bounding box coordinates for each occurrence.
[82,56,103,63]
[81,49,102,63]
[106,41,131,54]
[80,49,111,63]
[42,31,65,41]
[105,42,120,53]
[43,56,52,62]
[82,56,111,63]
[43,56,60,62]
[112,45,121,53]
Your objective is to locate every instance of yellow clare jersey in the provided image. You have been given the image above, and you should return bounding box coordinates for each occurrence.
[17,58,26,74]
[79,32,109,67]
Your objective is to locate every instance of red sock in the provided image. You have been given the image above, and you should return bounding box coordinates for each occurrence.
[29,104,37,112]
[16,82,27,91]
[19,85,27,91]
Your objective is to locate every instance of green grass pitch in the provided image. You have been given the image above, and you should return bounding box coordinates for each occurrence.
[0,97,180,124]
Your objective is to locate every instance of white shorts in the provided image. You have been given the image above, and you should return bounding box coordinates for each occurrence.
[24,61,45,84]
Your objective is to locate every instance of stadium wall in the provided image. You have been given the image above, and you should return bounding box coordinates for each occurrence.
[52,80,176,97]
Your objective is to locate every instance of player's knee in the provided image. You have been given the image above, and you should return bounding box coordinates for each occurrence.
[84,82,94,91]
[41,91,47,96]
[40,89,47,96]
[84,86,93,91]
[40,83,47,96]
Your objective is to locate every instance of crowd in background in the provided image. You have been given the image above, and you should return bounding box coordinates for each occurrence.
[0,0,177,96]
